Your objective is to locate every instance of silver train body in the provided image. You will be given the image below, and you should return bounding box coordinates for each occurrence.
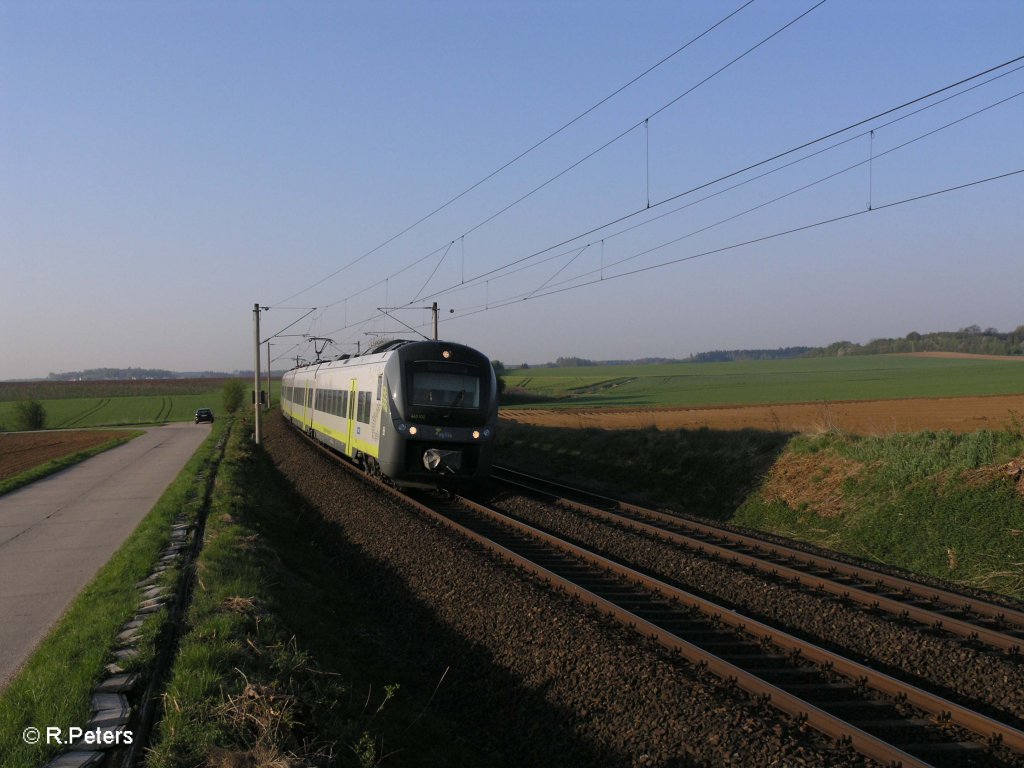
[281,339,498,489]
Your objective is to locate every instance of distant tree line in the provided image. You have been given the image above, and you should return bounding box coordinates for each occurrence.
[688,347,813,363]
[46,368,248,381]
[805,325,1024,358]
[524,324,1023,368]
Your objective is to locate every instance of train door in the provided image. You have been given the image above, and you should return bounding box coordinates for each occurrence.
[346,378,357,457]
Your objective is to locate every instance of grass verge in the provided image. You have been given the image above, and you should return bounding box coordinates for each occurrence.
[496,422,1024,601]
[734,428,1024,600]
[147,413,494,768]
[0,420,226,767]
[0,431,144,498]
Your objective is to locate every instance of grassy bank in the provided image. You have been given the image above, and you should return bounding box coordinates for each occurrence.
[495,422,1024,601]
[0,420,225,767]
[733,428,1024,599]
[147,414,491,767]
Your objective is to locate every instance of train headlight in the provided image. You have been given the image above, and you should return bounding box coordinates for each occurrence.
[472,430,480,439]
[442,349,451,359]
[482,428,492,438]
[408,426,418,436]
[397,422,407,432]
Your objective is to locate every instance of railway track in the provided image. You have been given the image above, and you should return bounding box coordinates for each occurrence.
[300,433,1024,767]
[490,464,1024,657]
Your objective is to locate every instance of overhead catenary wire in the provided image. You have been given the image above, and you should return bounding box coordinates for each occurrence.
[346,84,1024,330]
[313,60,1024,348]
[520,86,1024,297]
[329,163,1024,343]
[441,168,1024,323]
[269,0,761,308]
[432,0,830,244]
[313,0,835,330]
[400,53,1024,309]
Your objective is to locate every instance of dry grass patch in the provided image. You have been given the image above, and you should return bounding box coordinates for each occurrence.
[961,456,1024,496]
[759,452,870,518]
[222,596,261,616]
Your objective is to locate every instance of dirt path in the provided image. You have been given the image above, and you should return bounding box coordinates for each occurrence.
[501,394,1024,434]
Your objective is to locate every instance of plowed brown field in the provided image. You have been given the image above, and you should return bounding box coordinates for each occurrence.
[501,394,1024,434]
[0,430,137,481]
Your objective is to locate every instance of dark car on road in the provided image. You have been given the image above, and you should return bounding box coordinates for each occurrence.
[195,408,214,424]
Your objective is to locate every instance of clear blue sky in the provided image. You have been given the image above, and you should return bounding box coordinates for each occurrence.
[2,1,1022,378]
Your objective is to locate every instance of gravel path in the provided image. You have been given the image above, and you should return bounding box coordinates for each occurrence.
[263,414,873,768]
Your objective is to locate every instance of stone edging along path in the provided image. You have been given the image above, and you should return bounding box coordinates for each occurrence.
[43,426,230,768]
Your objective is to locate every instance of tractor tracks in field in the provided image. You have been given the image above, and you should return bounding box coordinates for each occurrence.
[58,398,111,428]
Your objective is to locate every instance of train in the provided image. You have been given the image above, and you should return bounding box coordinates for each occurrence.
[281,339,498,490]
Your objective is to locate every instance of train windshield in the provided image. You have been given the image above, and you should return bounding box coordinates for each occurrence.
[411,371,480,408]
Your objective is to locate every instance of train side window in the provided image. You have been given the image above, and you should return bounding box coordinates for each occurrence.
[376,375,382,401]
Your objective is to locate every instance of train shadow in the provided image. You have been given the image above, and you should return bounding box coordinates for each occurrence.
[254,415,633,768]
[494,421,795,521]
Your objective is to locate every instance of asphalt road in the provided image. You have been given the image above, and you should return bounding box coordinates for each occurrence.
[0,422,210,691]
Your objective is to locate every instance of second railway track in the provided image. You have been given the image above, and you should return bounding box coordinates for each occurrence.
[490,464,1024,657]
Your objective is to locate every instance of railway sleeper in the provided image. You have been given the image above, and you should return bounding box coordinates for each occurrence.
[691,640,761,656]
[711,651,792,668]
[850,717,935,735]
[659,628,741,644]
[898,740,988,755]
[739,668,824,685]
[784,682,869,705]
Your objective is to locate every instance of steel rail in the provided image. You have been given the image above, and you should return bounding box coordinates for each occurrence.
[492,464,1024,650]
[445,494,1024,759]
[293,433,1024,766]
[395,493,934,767]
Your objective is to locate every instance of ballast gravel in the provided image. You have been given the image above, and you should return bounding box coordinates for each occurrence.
[263,416,872,768]
[490,494,1024,725]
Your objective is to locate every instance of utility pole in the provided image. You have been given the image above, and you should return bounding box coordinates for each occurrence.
[265,340,272,410]
[253,303,262,445]
[432,301,439,340]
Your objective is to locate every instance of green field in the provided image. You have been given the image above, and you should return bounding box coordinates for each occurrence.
[504,355,1024,408]
[0,378,280,430]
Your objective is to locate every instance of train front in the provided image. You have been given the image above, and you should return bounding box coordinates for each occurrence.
[379,340,499,489]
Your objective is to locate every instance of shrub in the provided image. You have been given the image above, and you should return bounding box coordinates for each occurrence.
[222,380,245,414]
[14,400,46,430]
